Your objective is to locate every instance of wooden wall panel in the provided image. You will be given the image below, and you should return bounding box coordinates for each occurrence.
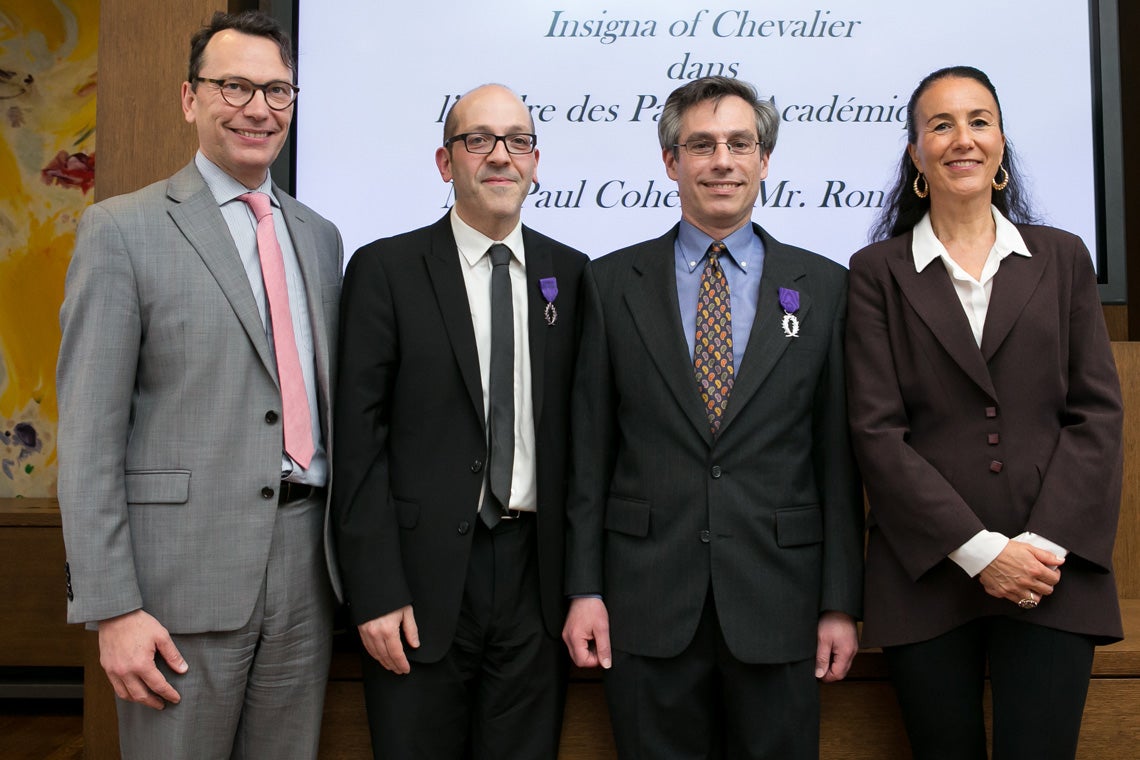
[1112,342,1140,598]
[94,0,228,201]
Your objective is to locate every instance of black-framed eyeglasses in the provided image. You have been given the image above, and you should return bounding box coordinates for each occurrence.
[195,77,298,110]
[673,138,763,156]
[444,132,537,155]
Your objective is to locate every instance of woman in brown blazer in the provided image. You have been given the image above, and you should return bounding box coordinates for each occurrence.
[846,66,1123,759]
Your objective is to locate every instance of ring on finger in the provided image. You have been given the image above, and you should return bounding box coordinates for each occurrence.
[1017,591,1038,610]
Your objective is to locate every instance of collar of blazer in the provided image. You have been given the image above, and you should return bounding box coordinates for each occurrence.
[624,222,811,443]
[886,230,1046,399]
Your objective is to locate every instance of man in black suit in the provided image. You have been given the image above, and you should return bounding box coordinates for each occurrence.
[562,76,864,759]
[333,84,586,759]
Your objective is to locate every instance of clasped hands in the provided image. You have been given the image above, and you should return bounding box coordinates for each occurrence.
[979,540,1064,608]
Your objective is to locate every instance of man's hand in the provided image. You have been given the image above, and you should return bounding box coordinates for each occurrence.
[979,540,1063,605]
[562,597,612,669]
[98,609,188,710]
[815,610,858,683]
[358,605,419,674]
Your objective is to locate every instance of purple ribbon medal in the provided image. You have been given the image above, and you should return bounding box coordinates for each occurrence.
[778,287,800,338]
[540,277,558,326]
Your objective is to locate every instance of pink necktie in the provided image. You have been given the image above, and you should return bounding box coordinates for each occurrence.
[239,192,315,468]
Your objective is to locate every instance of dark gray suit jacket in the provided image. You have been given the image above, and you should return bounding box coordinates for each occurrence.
[57,162,343,632]
[566,223,863,663]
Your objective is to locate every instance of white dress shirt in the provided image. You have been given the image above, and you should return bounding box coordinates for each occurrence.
[450,209,537,513]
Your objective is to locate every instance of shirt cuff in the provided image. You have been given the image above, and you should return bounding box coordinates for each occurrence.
[949,530,1009,577]
[1013,531,1069,561]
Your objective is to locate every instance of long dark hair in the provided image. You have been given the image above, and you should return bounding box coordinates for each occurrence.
[870,66,1038,242]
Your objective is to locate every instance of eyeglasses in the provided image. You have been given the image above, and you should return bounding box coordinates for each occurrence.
[196,77,298,110]
[673,138,762,156]
[444,132,537,155]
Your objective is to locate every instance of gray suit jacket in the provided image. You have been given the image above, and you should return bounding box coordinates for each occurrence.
[565,223,863,663]
[57,161,343,633]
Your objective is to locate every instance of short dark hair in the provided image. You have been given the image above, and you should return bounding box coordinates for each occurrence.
[188,10,295,88]
[658,76,779,156]
[870,65,1038,241]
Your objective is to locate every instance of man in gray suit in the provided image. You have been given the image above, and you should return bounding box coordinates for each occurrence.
[562,77,864,758]
[56,11,342,758]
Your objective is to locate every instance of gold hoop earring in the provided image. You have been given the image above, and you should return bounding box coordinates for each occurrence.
[913,172,929,199]
[992,164,1010,191]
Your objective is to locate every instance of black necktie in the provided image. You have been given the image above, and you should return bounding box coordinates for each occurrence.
[483,243,514,528]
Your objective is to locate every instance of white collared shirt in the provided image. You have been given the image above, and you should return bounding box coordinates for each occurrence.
[450,209,537,513]
[911,205,1031,348]
[911,207,1068,576]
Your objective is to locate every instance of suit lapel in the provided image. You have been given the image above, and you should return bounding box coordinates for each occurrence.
[424,217,486,426]
[166,164,275,376]
[624,227,713,443]
[523,227,551,429]
[887,243,997,399]
[719,228,809,434]
[980,252,1046,362]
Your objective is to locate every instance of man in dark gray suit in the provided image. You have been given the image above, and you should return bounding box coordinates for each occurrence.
[562,76,864,759]
[56,11,341,758]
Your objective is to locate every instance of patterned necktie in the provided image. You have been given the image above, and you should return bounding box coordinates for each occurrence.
[239,192,315,468]
[694,241,734,434]
[483,243,514,528]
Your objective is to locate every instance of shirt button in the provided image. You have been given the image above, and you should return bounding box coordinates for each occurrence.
[700,530,711,543]
[470,459,483,473]
[987,433,1000,445]
[990,461,1003,473]
[710,465,722,478]
[457,521,471,535]
[265,410,279,424]
[985,406,998,418]
[261,486,275,499]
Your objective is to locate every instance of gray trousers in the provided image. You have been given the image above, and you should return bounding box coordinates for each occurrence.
[116,497,335,760]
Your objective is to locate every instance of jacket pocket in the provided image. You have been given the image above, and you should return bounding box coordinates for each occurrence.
[124,470,191,505]
[775,505,823,547]
[394,498,419,529]
[604,496,650,537]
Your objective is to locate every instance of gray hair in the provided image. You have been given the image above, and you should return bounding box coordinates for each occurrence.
[658,76,779,156]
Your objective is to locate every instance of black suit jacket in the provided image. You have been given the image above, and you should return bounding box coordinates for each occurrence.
[566,223,863,663]
[333,214,587,661]
[846,224,1123,648]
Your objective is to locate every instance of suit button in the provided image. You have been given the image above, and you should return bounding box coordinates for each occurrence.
[66,582,74,602]
[470,459,483,473]
[261,486,275,499]
[988,433,1000,445]
[265,410,279,424]
[990,460,1003,473]
[64,562,71,581]
[458,521,471,535]
[710,465,722,478]
[700,530,711,543]
[985,406,998,418]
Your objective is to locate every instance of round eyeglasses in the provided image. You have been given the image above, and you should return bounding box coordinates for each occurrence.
[196,77,298,111]
[444,132,537,155]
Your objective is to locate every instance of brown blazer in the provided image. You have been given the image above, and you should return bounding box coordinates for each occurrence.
[846,224,1123,648]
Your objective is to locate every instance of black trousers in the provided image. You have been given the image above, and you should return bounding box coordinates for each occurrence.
[603,589,819,760]
[361,516,566,760]
[883,616,1095,760]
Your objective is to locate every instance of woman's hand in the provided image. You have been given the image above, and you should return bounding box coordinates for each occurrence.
[978,540,1064,607]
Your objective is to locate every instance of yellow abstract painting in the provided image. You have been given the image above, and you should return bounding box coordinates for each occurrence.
[0,0,97,497]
